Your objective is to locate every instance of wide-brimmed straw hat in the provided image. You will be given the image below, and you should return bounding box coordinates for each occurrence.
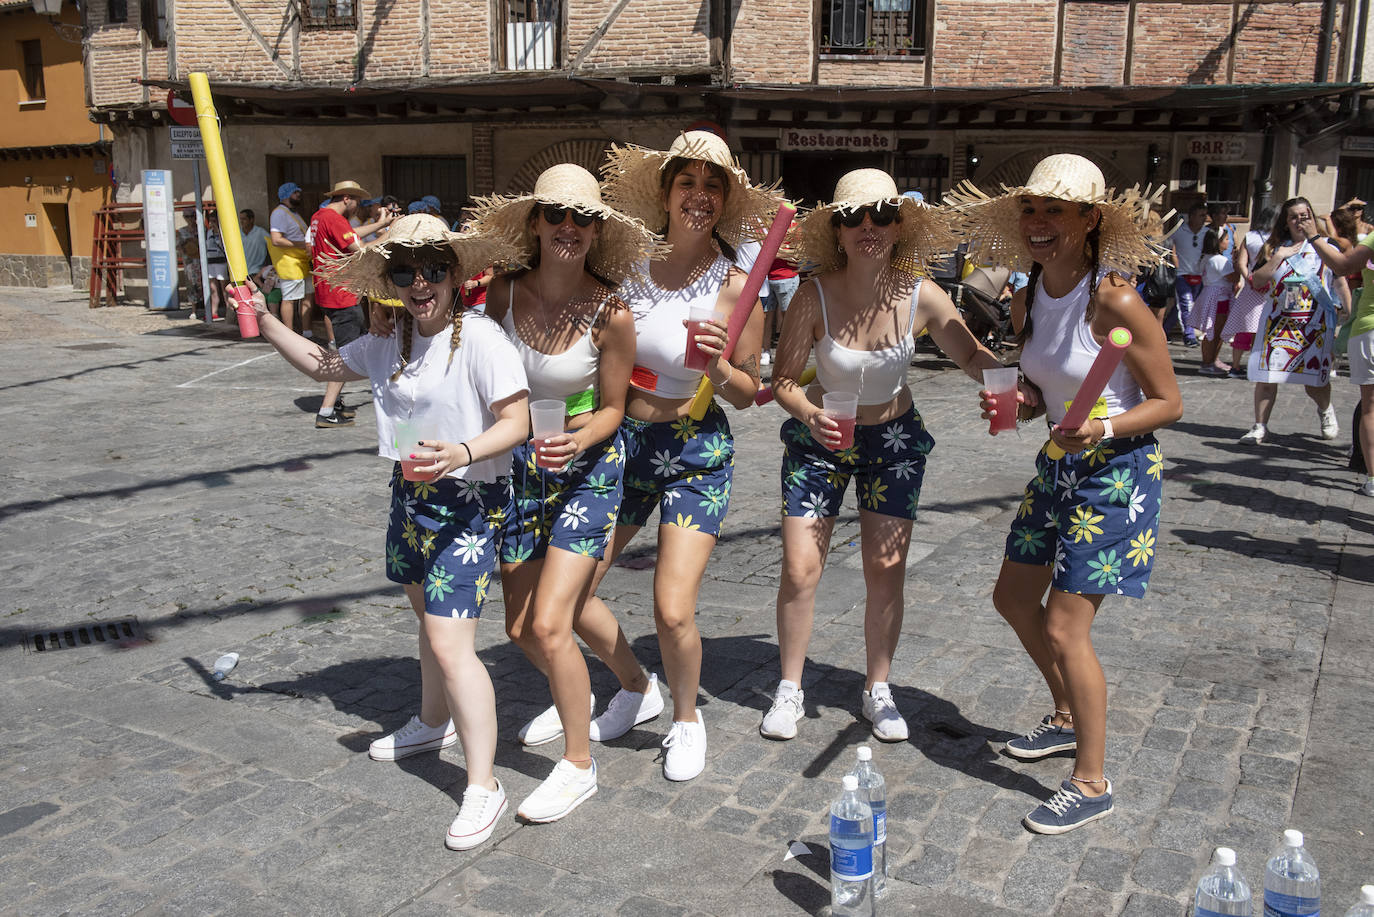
[468,163,665,284]
[944,153,1168,276]
[317,213,514,303]
[601,130,787,250]
[327,180,370,200]
[790,168,959,276]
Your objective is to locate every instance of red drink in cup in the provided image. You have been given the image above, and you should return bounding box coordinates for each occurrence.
[400,459,434,482]
[982,367,1020,434]
[821,391,859,452]
[832,416,857,451]
[395,419,435,481]
[533,439,563,470]
[529,399,567,473]
[684,304,717,372]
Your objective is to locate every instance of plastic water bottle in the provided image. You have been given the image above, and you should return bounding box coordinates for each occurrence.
[1344,885,1374,917]
[1264,829,1320,917]
[211,653,239,682]
[1194,847,1252,916]
[829,774,874,917]
[850,746,887,898]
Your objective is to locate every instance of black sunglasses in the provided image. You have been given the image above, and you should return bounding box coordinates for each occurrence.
[541,204,600,228]
[389,262,451,287]
[831,204,899,229]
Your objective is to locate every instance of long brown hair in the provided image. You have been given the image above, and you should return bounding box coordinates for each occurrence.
[1014,203,1101,346]
[1256,197,1314,267]
[660,157,736,260]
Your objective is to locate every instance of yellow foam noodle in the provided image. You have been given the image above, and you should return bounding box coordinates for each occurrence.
[188,73,248,284]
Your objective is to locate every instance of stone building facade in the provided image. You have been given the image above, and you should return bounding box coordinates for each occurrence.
[81,0,1373,250]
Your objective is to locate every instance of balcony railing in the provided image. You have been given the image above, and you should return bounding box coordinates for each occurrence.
[819,0,926,56]
[499,0,562,71]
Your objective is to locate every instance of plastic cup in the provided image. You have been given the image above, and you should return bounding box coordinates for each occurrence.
[684,304,717,372]
[982,366,1020,434]
[529,399,566,470]
[821,391,859,451]
[395,419,435,481]
[229,285,259,338]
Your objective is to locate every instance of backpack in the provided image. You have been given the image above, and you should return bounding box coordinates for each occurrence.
[1144,261,1177,302]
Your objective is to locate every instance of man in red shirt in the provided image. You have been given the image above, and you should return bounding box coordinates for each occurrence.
[308,180,394,427]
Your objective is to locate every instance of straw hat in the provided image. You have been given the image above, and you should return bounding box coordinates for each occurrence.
[468,163,665,284]
[944,153,1169,276]
[790,168,960,276]
[327,180,369,200]
[316,213,515,303]
[601,130,787,250]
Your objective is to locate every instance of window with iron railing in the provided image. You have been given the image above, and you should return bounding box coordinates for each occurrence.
[301,0,355,30]
[499,0,562,70]
[819,0,926,56]
[19,40,45,101]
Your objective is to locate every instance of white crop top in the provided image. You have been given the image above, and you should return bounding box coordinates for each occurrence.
[620,255,731,398]
[501,281,603,415]
[1019,272,1144,425]
[813,279,919,406]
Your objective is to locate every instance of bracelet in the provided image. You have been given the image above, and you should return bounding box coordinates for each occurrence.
[459,442,473,466]
[709,363,734,388]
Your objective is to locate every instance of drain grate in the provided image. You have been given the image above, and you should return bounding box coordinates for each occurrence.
[24,617,143,653]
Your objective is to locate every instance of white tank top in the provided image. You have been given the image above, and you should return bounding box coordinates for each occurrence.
[1019,272,1144,425]
[813,278,919,406]
[501,281,603,413]
[620,255,731,398]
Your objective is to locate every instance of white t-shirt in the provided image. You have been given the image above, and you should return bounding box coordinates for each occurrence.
[340,312,529,483]
[1201,253,1232,287]
[1169,223,1207,275]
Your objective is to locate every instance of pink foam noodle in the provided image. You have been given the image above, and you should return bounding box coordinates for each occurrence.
[1045,326,1131,459]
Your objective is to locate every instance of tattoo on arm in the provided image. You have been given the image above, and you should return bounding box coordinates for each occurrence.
[733,354,760,383]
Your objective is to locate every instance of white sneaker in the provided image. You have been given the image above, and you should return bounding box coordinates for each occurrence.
[1319,405,1339,440]
[518,694,595,747]
[760,351,772,366]
[517,758,598,823]
[369,715,456,761]
[445,780,507,850]
[662,709,707,781]
[759,686,805,740]
[862,683,909,742]
[1359,478,1374,497]
[589,674,664,741]
[1239,423,1266,445]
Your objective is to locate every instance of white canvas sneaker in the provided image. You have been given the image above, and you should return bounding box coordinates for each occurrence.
[517,758,598,823]
[589,674,664,741]
[862,682,909,742]
[1239,423,1266,445]
[662,709,707,781]
[369,715,456,761]
[445,780,508,850]
[759,686,805,740]
[518,694,595,747]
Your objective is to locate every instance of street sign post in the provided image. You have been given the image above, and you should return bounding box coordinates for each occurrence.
[170,126,205,160]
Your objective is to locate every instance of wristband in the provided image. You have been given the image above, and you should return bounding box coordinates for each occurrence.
[460,442,473,466]
[709,363,734,388]
[1098,417,1114,443]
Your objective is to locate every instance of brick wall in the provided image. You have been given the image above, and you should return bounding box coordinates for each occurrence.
[728,0,813,84]
[931,0,1058,85]
[567,0,712,72]
[1061,1,1127,85]
[1230,1,1335,84]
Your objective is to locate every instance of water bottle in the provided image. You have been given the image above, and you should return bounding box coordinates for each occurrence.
[1264,829,1320,917]
[1195,847,1252,916]
[850,745,887,898]
[211,653,239,682]
[829,774,874,917]
[1344,885,1374,917]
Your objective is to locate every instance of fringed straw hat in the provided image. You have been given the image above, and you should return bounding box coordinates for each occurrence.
[317,213,514,303]
[601,130,787,250]
[468,163,665,285]
[944,153,1169,276]
[790,168,960,276]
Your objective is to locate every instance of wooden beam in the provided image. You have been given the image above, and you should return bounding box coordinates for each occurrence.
[570,0,636,72]
[221,0,294,80]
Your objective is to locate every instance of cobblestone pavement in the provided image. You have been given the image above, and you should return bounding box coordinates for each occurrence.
[2,286,1371,916]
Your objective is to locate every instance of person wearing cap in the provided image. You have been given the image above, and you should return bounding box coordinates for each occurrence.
[534,130,783,783]
[467,163,659,822]
[308,180,397,427]
[760,169,1005,745]
[242,213,528,851]
[950,153,1182,833]
[268,182,314,337]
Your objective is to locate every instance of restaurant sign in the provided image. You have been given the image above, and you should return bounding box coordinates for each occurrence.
[778,129,896,152]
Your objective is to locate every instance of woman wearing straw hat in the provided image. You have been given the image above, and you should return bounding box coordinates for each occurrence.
[760,169,1006,744]
[466,164,659,821]
[949,154,1182,833]
[523,130,782,783]
[243,213,530,851]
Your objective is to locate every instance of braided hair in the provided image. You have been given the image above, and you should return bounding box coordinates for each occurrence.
[1014,205,1101,346]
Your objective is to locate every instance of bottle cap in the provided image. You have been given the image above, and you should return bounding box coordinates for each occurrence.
[1283,829,1304,848]
[1214,847,1236,867]
[1361,885,1374,905]
[842,775,858,791]
[856,746,873,761]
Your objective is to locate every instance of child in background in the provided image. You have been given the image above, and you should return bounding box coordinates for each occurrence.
[1190,230,1236,376]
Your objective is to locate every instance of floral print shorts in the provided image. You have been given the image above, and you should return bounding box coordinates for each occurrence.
[617,401,734,537]
[779,403,936,520]
[383,465,509,618]
[1005,434,1164,597]
[501,432,625,563]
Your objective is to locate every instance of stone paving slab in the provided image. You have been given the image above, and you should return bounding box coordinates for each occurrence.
[1,286,1372,915]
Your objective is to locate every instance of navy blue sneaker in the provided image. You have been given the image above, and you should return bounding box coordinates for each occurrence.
[1024,778,1113,834]
[1004,715,1077,760]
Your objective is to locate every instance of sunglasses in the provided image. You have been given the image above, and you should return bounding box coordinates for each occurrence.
[389,262,451,287]
[540,204,600,228]
[831,204,899,229]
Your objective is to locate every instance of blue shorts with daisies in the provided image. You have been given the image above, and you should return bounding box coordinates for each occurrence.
[780,403,935,520]
[1005,434,1164,598]
[384,465,509,618]
[501,432,625,563]
[618,400,734,537]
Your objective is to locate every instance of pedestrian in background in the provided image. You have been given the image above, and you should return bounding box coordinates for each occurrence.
[269,182,314,337]
[1189,229,1237,376]
[1220,204,1278,378]
[1168,202,1208,346]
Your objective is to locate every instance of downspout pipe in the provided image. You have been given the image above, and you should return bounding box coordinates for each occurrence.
[1315,0,1337,82]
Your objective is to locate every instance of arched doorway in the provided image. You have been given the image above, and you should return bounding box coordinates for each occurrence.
[505,139,615,194]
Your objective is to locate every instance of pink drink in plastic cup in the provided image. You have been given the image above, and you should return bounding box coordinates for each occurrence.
[982,367,1019,434]
[400,459,434,482]
[821,391,859,452]
[684,304,716,372]
[832,416,857,451]
[533,439,563,470]
[529,399,566,472]
[230,285,259,338]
